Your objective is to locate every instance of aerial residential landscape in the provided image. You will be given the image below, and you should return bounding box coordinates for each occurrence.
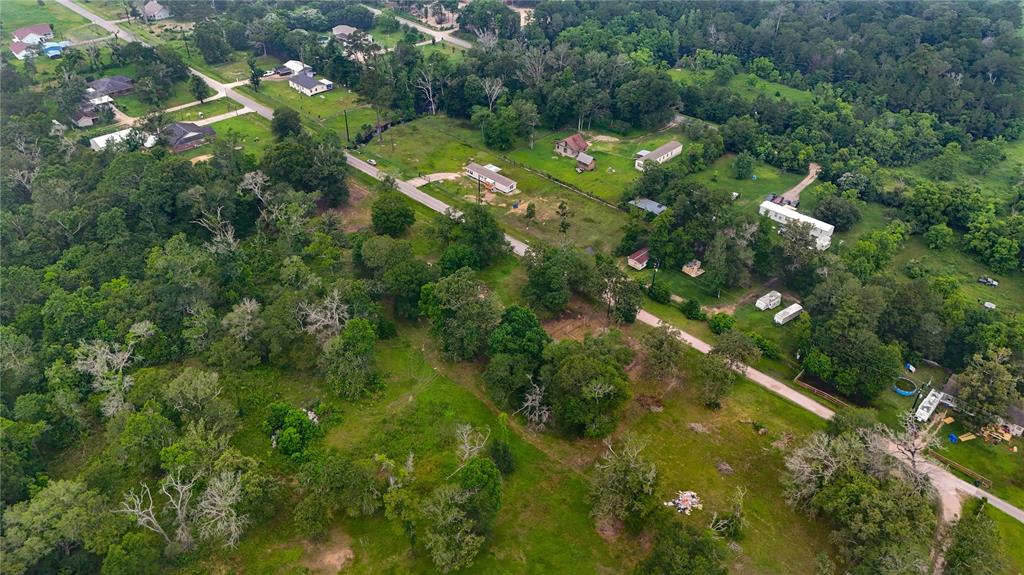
[1,0,1023,574]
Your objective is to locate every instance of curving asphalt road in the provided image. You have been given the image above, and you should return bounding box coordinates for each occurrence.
[361,4,473,49]
[59,0,1024,528]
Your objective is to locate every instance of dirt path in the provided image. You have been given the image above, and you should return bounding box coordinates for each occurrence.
[781,163,820,202]
[407,172,461,187]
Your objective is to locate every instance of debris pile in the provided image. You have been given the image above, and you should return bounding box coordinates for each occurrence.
[687,422,711,434]
[664,491,703,515]
[715,461,734,476]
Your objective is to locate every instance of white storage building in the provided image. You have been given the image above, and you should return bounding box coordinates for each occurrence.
[89,128,157,151]
[465,162,517,194]
[634,140,682,171]
[758,201,835,250]
[773,303,803,325]
[755,291,782,311]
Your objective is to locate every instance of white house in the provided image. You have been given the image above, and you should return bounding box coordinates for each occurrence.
[142,0,171,21]
[89,128,157,151]
[465,162,517,194]
[773,303,803,325]
[288,74,334,96]
[12,24,53,45]
[634,140,682,171]
[755,291,782,311]
[627,247,651,270]
[758,201,835,250]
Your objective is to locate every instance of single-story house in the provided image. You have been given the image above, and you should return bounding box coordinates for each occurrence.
[627,247,651,270]
[282,60,313,76]
[465,162,517,194]
[627,197,667,216]
[634,140,682,171]
[142,0,171,21]
[9,41,34,60]
[12,24,53,45]
[555,133,589,158]
[774,303,803,326]
[289,73,334,96]
[89,128,158,151]
[758,200,834,250]
[87,75,134,99]
[333,24,373,44]
[71,106,99,128]
[576,152,595,171]
[163,122,216,153]
[755,291,782,311]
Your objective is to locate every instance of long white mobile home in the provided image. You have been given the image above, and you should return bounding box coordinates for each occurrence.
[758,201,835,250]
[773,303,803,325]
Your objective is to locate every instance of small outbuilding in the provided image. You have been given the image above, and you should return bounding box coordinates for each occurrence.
[773,303,803,325]
[755,291,782,311]
[576,152,595,172]
[627,247,651,270]
[627,197,667,217]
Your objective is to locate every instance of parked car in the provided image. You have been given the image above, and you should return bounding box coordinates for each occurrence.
[978,277,999,286]
[262,70,275,77]
[367,159,377,166]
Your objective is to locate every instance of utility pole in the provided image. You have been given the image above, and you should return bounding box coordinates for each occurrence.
[650,260,659,289]
[343,109,350,143]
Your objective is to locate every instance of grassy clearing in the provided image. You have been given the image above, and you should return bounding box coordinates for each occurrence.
[358,115,630,251]
[685,153,806,215]
[669,68,815,105]
[166,97,241,122]
[418,39,466,61]
[113,80,194,116]
[976,499,1024,575]
[507,129,685,203]
[2,0,90,36]
[238,82,377,143]
[879,137,1024,203]
[73,0,129,20]
[368,24,424,48]
[210,115,275,158]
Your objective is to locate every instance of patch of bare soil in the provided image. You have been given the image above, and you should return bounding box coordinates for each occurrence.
[635,394,664,412]
[506,196,556,221]
[591,135,620,143]
[190,154,213,164]
[595,516,624,543]
[332,180,372,232]
[300,528,354,574]
[542,298,611,340]
[687,422,713,434]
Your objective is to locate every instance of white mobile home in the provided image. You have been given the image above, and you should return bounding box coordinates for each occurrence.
[773,303,803,325]
[635,140,682,171]
[465,162,517,194]
[89,128,157,151]
[755,291,782,311]
[758,201,835,250]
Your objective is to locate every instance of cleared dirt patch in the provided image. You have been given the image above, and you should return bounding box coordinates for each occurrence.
[300,528,354,574]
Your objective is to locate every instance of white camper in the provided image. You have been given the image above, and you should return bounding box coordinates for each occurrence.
[773,303,803,325]
[755,291,782,311]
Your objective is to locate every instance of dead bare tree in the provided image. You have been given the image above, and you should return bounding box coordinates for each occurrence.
[876,411,941,492]
[194,207,239,254]
[297,289,351,345]
[220,298,263,342]
[482,77,505,112]
[446,424,490,479]
[116,483,171,544]
[74,321,154,417]
[196,471,248,548]
[238,171,272,220]
[514,383,551,430]
[161,469,198,552]
[474,28,498,50]
[517,47,547,88]
[413,67,440,115]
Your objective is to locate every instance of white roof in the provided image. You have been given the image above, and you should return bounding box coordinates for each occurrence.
[757,291,781,302]
[90,128,157,150]
[283,60,307,72]
[333,24,357,36]
[483,163,502,172]
[758,201,835,234]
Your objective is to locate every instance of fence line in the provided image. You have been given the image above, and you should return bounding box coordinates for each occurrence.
[792,371,854,409]
[927,450,993,488]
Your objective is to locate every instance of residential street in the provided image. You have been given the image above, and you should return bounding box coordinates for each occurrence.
[56,0,1024,529]
[361,4,473,49]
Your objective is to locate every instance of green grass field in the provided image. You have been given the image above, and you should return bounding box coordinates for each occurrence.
[368,24,424,48]
[3,0,90,37]
[166,97,241,123]
[238,81,377,143]
[113,80,194,116]
[685,153,806,215]
[879,137,1024,203]
[669,68,815,105]
[73,0,129,21]
[209,114,275,158]
[979,499,1024,575]
[507,130,686,203]
[418,39,466,61]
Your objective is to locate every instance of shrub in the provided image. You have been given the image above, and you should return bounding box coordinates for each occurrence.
[708,313,735,334]
[746,331,780,359]
[679,298,705,320]
[647,283,671,304]
[488,439,515,475]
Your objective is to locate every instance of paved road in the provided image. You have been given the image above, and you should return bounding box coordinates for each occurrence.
[194,107,251,126]
[362,5,473,49]
[61,0,1024,528]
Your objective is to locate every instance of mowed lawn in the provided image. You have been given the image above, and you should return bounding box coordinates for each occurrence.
[113,80,195,116]
[166,97,241,123]
[3,0,102,42]
[418,39,466,61]
[685,153,807,215]
[239,81,377,143]
[357,115,630,251]
[210,115,276,158]
[508,129,685,203]
[72,0,128,20]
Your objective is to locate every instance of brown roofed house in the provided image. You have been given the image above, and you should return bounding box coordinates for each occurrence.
[555,133,589,158]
